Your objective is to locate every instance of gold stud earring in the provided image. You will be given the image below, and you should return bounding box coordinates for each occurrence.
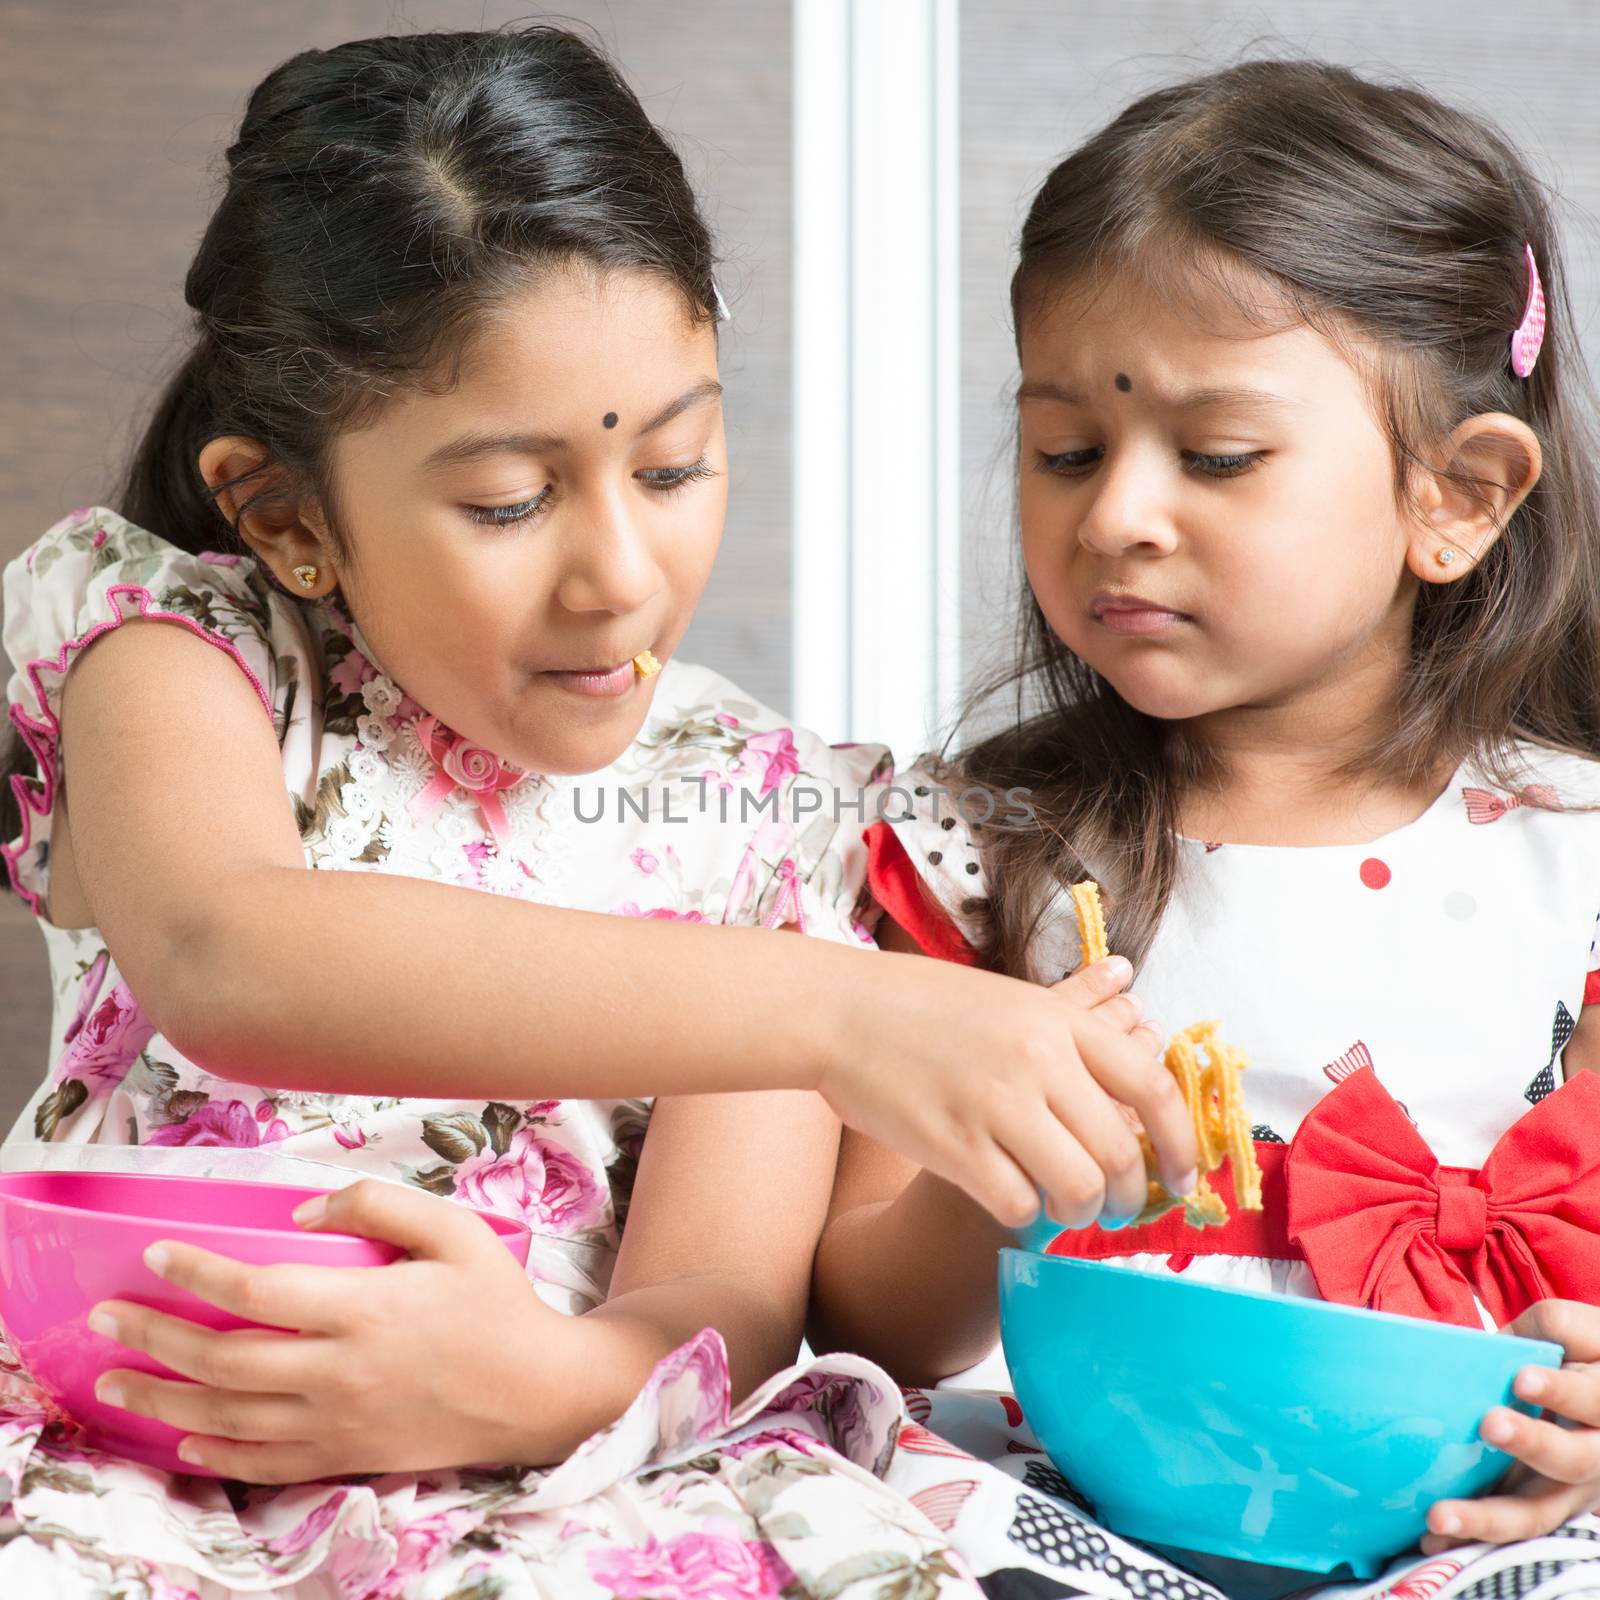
[1435,548,1457,568]
[291,564,319,590]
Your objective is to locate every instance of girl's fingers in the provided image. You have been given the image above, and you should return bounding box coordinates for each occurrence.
[1506,1301,1600,1365]
[1514,1362,1600,1428]
[1481,1406,1600,1484]
[131,1241,367,1335]
[300,1178,503,1263]
[172,1435,327,1485]
[946,1138,1043,1230]
[999,1120,1110,1232]
[1040,1087,1150,1224]
[88,1299,317,1393]
[1425,1475,1592,1549]
[94,1367,313,1444]
[1048,956,1133,1009]
[1087,994,1144,1037]
[1072,1013,1198,1195]
[1047,960,1156,1045]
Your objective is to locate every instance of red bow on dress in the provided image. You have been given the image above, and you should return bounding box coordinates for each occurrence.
[1462,784,1557,824]
[1285,1066,1600,1329]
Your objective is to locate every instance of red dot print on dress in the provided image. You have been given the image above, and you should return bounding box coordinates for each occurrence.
[1359,857,1391,890]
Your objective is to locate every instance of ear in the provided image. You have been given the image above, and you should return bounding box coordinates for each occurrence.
[1404,413,1542,585]
[197,436,341,598]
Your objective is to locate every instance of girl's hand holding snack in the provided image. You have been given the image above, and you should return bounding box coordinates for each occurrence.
[821,943,1195,1231]
[1423,1300,1600,1552]
[808,943,1170,1383]
[89,1181,618,1482]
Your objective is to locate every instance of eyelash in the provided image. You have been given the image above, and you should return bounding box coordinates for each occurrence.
[464,458,718,529]
[1035,448,1264,481]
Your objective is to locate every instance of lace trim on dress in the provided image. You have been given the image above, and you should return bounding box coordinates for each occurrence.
[300,647,575,901]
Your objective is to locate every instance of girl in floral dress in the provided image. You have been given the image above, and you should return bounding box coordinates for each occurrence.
[810,59,1600,1600]
[0,24,1189,1600]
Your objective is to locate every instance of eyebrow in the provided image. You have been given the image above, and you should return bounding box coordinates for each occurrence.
[1017,380,1301,418]
[422,378,724,472]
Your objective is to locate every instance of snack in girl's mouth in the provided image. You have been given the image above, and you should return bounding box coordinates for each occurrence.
[632,649,662,679]
[1069,881,1263,1229]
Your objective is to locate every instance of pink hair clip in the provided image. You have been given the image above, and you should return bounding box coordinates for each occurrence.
[1510,242,1546,379]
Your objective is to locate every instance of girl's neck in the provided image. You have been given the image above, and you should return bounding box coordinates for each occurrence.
[1175,749,1451,848]
[1171,665,1450,848]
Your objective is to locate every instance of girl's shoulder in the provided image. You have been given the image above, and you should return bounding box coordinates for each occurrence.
[6,504,284,644]
[626,657,895,794]
[3,505,312,913]
[2,503,315,737]
[858,755,994,963]
[3,505,301,729]
[1449,740,1600,831]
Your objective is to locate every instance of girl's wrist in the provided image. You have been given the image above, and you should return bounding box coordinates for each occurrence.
[768,933,865,1095]
[490,1301,636,1468]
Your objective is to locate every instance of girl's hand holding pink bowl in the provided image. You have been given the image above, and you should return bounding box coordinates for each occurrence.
[89,1181,584,1483]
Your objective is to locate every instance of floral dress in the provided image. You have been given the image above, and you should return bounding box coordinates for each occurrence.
[0,508,894,1295]
[0,507,1584,1600]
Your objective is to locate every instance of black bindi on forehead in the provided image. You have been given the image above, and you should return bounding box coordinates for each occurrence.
[1114,373,1132,393]
[602,412,618,429]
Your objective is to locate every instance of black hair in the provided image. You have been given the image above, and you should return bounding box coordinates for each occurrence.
[2,24,720,884]
[949,58,1600,975]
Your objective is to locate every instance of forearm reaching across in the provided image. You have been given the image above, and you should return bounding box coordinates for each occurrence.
[56,619,1195,1228]
[808,919,1171,1384]
[171,865,867,1104]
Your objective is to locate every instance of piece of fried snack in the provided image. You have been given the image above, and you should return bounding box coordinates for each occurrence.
[1132,1022,1258,1227]
[1069,881,1263,1228]
[632,650,662,679]
[1070,880,1110,970]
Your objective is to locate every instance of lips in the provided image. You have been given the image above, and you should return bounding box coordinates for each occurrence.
[542,659,641,699]
[1089,592,1191,637]
[1091,596,1186,618]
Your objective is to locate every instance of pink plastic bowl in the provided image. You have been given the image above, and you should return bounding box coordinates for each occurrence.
[0,1170,531,1477]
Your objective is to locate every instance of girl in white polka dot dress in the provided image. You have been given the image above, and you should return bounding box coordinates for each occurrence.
[813,60,1600,1600]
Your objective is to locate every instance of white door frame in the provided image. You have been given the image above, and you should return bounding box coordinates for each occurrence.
[791,0,961,766]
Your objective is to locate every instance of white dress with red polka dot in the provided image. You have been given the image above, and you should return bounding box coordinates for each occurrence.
[872,744,1600,1355]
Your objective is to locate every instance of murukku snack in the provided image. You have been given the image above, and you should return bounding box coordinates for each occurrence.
[1068,881,1263,1229]
[1070,880,1110,969]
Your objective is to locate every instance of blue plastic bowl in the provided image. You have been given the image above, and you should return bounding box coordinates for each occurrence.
[998,1249,1562,1577]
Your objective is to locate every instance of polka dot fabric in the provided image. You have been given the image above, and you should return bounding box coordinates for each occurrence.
[880,747,1600,1351]
[870,766,993,949]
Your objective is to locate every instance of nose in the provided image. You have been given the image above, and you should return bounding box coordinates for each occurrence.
[1075,450,1180,559]
[554,486,662,617]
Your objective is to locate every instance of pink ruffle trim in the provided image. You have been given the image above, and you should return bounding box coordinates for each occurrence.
[3,583,273,917]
